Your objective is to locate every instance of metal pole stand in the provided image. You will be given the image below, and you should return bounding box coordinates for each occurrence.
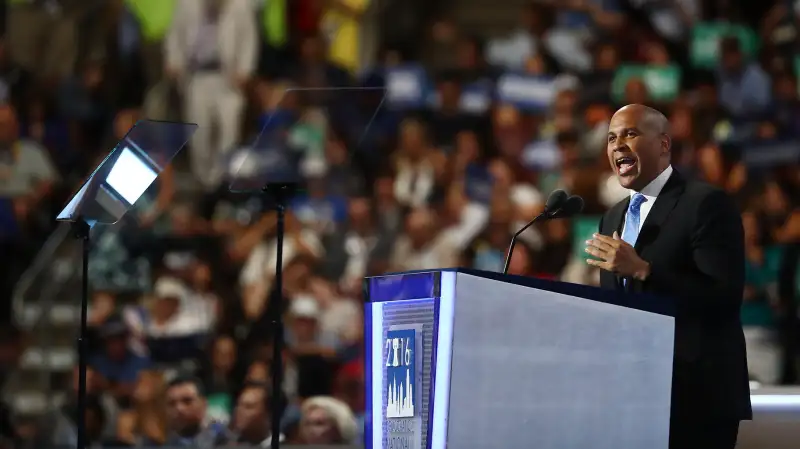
[70,218,92,449]
[262,183,299,449]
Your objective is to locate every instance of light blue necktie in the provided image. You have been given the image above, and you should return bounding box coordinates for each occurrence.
[622,193,647,247]
[621,193,647,286]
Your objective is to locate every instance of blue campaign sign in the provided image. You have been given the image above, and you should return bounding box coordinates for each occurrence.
[386,328,417,418]
[464,164,494,204]
[459,80,493,114]
[385,64,431,109]
[742,140,800,168]
[495,72,555,112]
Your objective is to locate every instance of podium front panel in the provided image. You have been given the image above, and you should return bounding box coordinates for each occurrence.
[445,273,674,449]
[365,271,451,449]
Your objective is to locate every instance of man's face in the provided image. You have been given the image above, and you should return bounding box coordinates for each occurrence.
[405,210,432,246]
[291,316,318,343]
[348,198,371,232]
[212,337,236,373]
[607,108,665,190]
[233,388,267,434]
[400,123,425,155]
[166,383,206,432]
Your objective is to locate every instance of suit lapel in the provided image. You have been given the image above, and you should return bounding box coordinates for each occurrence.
[605,197,629,236]
[634,171,686,254]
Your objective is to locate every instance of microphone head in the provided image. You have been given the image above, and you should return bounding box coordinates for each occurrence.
[549,195,584,218]
[562,195,584,215]
[544,189,568,212]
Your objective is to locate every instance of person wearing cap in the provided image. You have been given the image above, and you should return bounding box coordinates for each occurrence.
[89,316,152,400]
[127,277,213,341]
[286,295,340,359]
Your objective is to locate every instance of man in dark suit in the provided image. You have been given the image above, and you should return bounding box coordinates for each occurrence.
[584,104,752,449]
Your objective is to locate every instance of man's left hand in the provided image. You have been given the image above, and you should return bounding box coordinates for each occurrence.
[585,232,650,279]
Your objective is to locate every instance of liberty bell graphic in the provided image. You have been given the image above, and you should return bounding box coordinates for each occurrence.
[392,338,400,367]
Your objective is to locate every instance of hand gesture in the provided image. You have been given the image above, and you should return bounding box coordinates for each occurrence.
[585,232,650,279]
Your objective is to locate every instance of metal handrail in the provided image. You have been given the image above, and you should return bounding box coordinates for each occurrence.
[12,223,73,326]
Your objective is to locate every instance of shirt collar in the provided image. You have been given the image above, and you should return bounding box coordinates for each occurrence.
[631,165,673,200]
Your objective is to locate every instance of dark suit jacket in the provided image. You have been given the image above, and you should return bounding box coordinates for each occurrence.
[599,170,752,421]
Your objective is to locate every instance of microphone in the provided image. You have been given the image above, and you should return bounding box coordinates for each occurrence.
[502,190,570,275]
[549,195,585,219]
[543,189,569,213]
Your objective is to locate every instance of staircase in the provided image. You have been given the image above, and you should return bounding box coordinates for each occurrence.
[6,171,205,417]
[6,225,82,415]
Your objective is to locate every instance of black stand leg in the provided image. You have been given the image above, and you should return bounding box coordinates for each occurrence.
[263,183,298,449]
[71,218,91,449]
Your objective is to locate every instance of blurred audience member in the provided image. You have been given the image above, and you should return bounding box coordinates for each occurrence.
[297,396,358,445]
[231,381,285,446]
[89,318,152,402]
[165,0,258,189]
[116,370,168,446]
[164,375,232,446]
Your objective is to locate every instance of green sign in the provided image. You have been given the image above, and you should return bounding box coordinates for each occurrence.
[612,64,681,103]
[572,216,602,260]
[690,22,759,69]
[206,393,232,424]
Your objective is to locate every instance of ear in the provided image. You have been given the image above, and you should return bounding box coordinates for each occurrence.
[661,133,672,155]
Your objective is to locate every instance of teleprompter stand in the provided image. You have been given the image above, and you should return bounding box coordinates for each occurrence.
[71,218,93,449]
[262,182,300,449]
[54,119,199,449]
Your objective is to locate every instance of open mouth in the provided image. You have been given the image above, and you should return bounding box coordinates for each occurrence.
[615,156,637,176]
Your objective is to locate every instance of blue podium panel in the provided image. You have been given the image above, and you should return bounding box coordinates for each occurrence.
[364,269,675,449]
[365,271,450,449]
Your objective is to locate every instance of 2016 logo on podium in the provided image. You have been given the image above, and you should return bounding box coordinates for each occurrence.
[385,328,416,418]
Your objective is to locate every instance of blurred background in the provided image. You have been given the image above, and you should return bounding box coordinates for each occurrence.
[0,0,799,446]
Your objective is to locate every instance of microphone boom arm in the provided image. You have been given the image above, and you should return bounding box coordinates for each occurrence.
[502,210,547,275]
[501,193,583,275]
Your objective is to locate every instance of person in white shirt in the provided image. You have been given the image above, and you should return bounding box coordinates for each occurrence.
[165,0,257,189]
[125,277,214,340]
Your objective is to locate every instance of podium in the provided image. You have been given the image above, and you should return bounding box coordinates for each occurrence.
[364,268,676,449]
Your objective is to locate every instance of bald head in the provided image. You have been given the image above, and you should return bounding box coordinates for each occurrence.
[613,104,670,136]
[607,104,672,191]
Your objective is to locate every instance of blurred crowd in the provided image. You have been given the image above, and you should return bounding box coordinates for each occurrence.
[1,0,800,447]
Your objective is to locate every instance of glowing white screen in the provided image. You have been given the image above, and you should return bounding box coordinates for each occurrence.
[105,147,158,205]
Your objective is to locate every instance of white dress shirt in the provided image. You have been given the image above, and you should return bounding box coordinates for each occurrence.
[622,165,673,236]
